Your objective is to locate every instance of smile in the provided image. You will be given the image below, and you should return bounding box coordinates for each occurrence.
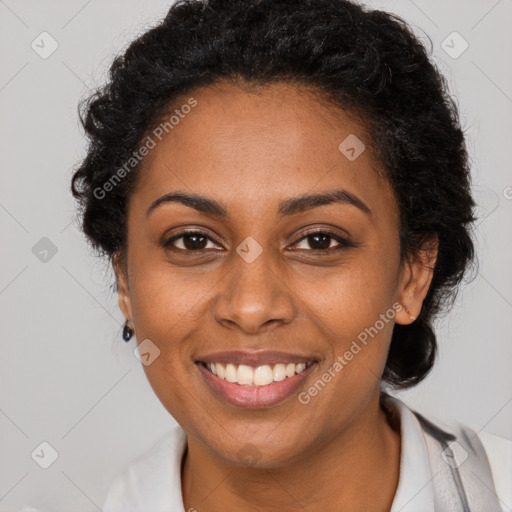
[195,351,318,408]
[200,361,315,386]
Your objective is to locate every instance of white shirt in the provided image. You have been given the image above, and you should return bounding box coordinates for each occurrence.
[100,396,512,512]
[17,397,511,512]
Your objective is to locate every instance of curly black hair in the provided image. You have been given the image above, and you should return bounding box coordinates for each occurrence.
[71,0,476,389]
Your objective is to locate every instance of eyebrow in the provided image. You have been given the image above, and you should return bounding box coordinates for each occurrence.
[146,189,371,219]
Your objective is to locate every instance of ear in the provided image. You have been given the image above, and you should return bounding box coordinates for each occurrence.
[113,252,134,324]
[395,234,438,325]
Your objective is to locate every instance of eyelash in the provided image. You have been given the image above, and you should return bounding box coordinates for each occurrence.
[162,229,355,255]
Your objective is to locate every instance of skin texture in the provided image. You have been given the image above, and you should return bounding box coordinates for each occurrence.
[114,81,437,511]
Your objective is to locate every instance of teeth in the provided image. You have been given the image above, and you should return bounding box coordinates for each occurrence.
[215,363,226,379]
[225,363,237,383]
[285,363,296,377]
[295,363,306,374]
[204,361,313,386]
[273,363,286,382]
[237,364,254,386]
[254,365,274,386]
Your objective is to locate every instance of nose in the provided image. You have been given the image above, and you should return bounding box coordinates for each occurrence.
[211,248,297,334]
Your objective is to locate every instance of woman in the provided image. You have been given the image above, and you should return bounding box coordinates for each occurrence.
[70,0,511,510]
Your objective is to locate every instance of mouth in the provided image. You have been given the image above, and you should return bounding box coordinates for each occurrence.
[194,352,318,408]
[199,360,315,386]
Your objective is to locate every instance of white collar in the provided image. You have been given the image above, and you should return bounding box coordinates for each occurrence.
[386,395,435,511]
[103,396,436,511]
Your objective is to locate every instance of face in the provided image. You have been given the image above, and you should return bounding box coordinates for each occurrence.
[115,81,434,467]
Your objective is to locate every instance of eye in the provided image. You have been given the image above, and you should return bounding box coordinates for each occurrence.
[163,230,222,252]
[289,230,355,253]
[162,229,355,255]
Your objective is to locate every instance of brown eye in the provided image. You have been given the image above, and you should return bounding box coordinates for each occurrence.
[162,229,355,256]
[163,231,221,252]
[290,230,355,252]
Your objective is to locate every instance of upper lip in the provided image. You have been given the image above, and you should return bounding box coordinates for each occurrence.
[195,350,318,367]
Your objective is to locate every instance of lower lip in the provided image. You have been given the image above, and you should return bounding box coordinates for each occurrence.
[196,363,316,409]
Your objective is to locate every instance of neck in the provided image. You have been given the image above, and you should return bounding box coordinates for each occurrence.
[181,393,401,512]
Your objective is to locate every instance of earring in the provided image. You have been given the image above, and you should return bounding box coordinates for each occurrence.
[122,320,134,342]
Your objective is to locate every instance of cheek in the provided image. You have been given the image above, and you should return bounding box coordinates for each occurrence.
[130,260,213,339]
[294,270,398,435]
[308,252,399,387]
[311,251,399,333]
[129,270,204,425]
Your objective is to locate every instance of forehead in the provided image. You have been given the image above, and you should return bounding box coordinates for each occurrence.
[131,81,393,218]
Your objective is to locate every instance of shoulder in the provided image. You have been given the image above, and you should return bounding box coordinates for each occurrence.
[477,429,512,511]
[102,424,187,512]
[383,394,512,512]
[420,408,512,511]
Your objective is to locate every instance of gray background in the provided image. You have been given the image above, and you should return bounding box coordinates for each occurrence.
[1,0,511,510]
